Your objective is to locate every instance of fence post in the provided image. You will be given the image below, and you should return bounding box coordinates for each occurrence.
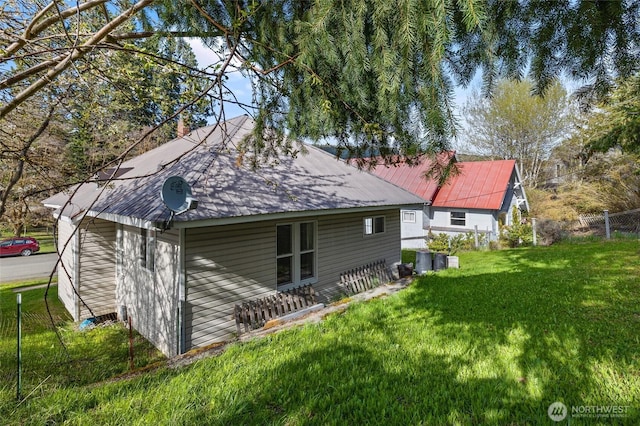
[532,218,537,246]
[16,293,22,400]
[604,210,611,239]
[474,225,479,248]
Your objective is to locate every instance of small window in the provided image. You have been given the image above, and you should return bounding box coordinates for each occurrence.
[451,211,466,227]
[364,216,385,235]
[140,228,155,271]
[402,211,416,223]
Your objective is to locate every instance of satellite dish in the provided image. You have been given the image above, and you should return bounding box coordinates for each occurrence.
[161,176,198,214]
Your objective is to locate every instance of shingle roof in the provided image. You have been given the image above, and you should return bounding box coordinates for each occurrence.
[44,115,425,225]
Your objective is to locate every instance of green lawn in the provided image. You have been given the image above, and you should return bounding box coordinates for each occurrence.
[2,240,639,424]
[0,281,165,416]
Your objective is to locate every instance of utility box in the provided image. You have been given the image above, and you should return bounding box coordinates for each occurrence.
[415,250,432,274]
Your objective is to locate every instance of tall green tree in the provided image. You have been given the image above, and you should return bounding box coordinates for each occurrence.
[1,0,639,222]
[462,79,574,187]
[62,35,211,178]
[585,73,640,157]
[0,3,210,226]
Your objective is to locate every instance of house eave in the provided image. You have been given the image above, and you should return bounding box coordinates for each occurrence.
[160,204,421,229]
[68,203,420,230]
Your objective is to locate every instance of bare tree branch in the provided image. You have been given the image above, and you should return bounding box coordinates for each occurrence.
[1,0,109,61]
[0,0,155,120]
[0,106,54,218]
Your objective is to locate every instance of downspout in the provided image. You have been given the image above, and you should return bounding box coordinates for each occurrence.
[177,228,186,355]
[73,223,81,321]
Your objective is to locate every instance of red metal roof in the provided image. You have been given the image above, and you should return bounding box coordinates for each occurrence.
[432,160,516,209]
[371,156,517,210]
[369,153,454,201]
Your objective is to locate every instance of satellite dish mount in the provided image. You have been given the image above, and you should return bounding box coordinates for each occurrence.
[160,176,198,229]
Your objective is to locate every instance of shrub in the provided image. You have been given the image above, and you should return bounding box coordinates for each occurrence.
[427,231,486,254]
[535,219,569,245]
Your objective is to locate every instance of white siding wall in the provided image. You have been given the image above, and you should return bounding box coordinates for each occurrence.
[184,209,402,351]
[78,218,117,319]
[429,208,497,240]
[117,226,180,357]
[56,220,78,320]
[400,208,428,249]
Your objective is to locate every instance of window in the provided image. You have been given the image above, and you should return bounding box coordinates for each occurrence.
[277,222,316,289]
[364,216,385,235]
[140,228,155,271]
[450,211,466,226]
[402,211,416,223]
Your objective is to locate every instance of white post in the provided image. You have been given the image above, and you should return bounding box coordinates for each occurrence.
[474,225,479,248]
[532,218,537,246]
[604,210,611,239]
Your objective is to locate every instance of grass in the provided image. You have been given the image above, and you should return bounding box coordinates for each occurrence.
[2,240,640,424]
[0,281,165,416]
[26,229,56,254]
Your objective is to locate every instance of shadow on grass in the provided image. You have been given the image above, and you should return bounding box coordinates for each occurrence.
[5,242,639,424]
[203,243,639,424]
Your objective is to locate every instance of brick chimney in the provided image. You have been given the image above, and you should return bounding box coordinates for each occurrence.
[177,116,189,138]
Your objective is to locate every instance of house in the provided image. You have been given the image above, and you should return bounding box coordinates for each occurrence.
[43,115,424,357]
[371,157,529,248]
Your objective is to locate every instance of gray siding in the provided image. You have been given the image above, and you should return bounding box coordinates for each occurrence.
[78,218,116,319]
[56,220,78,320]
[185,223,276,349]
[117,226,180,357]
[184,209,402,350]
[316,210,401,299]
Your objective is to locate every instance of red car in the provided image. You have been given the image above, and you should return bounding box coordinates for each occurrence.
[0,237,40,257]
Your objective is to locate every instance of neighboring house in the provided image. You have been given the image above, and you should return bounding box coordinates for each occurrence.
[371,157,529,248]
[43,115,424,357]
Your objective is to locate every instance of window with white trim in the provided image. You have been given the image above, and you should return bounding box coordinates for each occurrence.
[450,211,466,226]
[277,222,316,289]
[402,211,416,223]
[364,216,385,235]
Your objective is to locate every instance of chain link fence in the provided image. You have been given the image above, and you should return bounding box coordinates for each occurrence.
[578,208,640,236]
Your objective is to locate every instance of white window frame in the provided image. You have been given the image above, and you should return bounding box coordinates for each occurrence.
[402,210,416,223]
[364,216,385,236]
[276,221,317,291]
[450,211,466,227]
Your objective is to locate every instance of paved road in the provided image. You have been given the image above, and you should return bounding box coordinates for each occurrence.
[0,253,58,284]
